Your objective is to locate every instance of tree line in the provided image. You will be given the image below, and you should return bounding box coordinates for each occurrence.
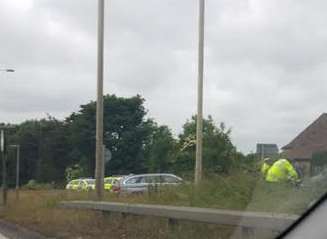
[1,94,251,186]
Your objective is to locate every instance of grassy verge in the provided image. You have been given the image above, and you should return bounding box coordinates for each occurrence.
[0,172,323,238]
[0,190,236,239]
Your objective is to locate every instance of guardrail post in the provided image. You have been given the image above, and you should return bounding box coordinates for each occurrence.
[241,227,256,239]
[121,212,127,219]
[168,218,179,233]
[102,211,111,217]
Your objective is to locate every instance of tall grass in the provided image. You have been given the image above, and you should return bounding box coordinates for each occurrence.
[0,190,236,239]
[0,171,321,238]
[29,170,315,214]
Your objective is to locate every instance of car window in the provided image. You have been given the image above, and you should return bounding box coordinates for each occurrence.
[105,178,112,184]
[113,179,120,186]
[84,179,95,185]
[126,176,144,184]
[161,175,180,183]
[144,176,156,184]
[112,179,119,184]
[71,180,78,185]
[138,177,146,183]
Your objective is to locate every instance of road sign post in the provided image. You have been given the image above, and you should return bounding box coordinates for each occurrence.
[10,145,20,200]
[0,130,5,153]
[16,145,20,200]
[103,145,112,164]
[102,145,112,177]
[0,129,7,205]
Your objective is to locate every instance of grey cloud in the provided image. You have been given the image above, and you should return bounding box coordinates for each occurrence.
[1,0,327,153]
[207,0,327,70]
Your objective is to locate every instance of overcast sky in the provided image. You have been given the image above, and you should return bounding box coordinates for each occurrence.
[1,0,326,153]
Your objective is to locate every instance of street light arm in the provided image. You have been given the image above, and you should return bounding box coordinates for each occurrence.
[0,69,15,72]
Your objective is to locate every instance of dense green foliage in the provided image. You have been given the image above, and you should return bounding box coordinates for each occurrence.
[144,121,176,173]
[173,116,239,176]
[0,94,250,186]
[5,117,70,185]
[66,95,149,176]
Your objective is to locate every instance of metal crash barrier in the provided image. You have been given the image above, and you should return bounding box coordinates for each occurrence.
[59,201,298,239]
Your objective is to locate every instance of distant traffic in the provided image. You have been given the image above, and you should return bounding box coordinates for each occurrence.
[65,173,183,194]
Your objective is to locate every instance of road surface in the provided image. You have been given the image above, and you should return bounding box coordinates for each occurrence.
[0,233,7,239]
[0,219,46,239]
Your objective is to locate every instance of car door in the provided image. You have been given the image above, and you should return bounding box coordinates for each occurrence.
[147,175,161,192]
[77,180,85,191]
[104,178,112,190]
[71,180,79,191]
[125,176,147,193]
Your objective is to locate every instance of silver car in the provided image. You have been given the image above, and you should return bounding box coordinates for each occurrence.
[116,173,183,194]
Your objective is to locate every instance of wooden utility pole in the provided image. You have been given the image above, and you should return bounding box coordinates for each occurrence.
[95,0,105,200]
[195,0,205,185]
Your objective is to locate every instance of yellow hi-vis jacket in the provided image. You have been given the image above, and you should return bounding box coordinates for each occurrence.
[265,159,299,183]
[261,162,271,178]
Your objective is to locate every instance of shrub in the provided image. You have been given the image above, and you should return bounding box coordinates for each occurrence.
[22,179,55,190]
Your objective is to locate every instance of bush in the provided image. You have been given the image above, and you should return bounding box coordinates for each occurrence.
[22,179,55,190]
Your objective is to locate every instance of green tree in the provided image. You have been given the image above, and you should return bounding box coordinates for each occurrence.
[36,117,70,182]
[175,115,237,176]
[66,94,150,176]
[144,121,176,173]
[5,116,70,185]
